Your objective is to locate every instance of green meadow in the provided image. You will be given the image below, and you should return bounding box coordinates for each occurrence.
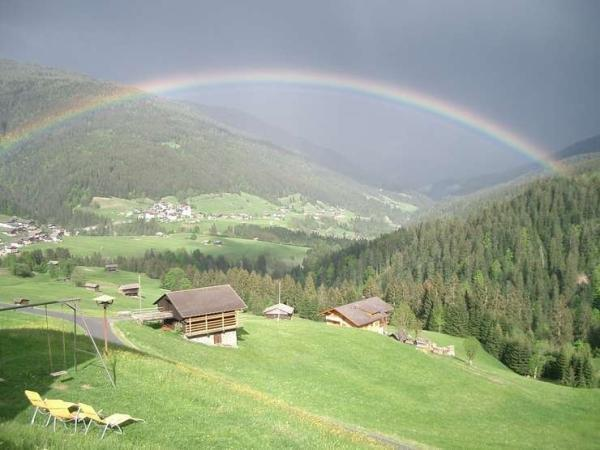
[0,267,165,317]
[78,193,367,238]
[28,234,309,266]
[1,313,599,448]
[0,314,366,449]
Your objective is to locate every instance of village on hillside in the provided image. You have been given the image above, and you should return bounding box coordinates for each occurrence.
[0,217,67,257]
[128,198,351,225]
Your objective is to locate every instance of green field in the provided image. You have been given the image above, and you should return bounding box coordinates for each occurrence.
[77,193,387,238]
[28,233,309,266]
[1,313,599,448]
[1,313,598,448]
[0,314,365,449]
[0,267,165,317]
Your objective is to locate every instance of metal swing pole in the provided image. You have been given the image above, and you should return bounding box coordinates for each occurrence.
[61,304,67,370]
[73,306,77,372]
[45,305,53,374]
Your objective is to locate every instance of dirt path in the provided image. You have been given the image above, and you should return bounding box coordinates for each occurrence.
[0,303,123,345]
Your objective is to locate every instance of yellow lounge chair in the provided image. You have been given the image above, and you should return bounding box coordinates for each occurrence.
[44,399,85,432]
[24,390,51,425]
[78,403,144,439]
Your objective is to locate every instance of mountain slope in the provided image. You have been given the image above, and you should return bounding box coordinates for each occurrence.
[304,157,600,381]
[189,103,361,178]
[422,133,600,200]
[0,60,414,224]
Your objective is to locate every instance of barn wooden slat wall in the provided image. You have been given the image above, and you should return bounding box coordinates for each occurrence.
[183,311,239,337]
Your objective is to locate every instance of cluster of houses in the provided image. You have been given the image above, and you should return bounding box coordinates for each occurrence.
[132,284,456,358]
[136,202,193,222]
[124,199,349,227]
[0,217,67,257]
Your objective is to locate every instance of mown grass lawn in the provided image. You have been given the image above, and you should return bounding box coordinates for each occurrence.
[0,314,375,449]
[118,315,600,449]
[2,312,599,449]
[28,233,308,267]
[0,267,165,317]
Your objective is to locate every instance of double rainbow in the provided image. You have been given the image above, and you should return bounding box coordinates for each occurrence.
[1,68,562,173]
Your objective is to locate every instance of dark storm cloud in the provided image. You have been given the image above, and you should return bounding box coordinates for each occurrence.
[1,0,599,186]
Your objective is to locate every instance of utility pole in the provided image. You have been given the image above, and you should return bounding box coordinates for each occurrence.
[94,295,114,355]
[102,304,109,354]
[138,273,142,312]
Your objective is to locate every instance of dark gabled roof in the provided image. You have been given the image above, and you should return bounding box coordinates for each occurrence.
[154,284,247,318]
[322,297,393,327]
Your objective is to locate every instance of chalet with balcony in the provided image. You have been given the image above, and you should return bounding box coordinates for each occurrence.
[154,284,247,347]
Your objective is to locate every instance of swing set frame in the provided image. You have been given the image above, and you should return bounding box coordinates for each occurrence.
[0,298,115,388]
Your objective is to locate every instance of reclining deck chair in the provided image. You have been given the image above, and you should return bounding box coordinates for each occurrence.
[24,390,50,425]
[77,402,144,439]
[44,399,85,432]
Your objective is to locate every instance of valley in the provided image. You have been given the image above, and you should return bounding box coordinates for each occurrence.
[0,24,599,450]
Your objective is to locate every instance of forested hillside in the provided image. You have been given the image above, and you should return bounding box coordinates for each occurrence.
[304,159,600,385]
[0,60,411,225]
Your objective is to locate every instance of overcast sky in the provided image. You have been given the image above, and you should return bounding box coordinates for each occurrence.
[1,0,599,187]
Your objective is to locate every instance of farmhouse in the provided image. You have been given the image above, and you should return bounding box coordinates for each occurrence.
[263,303,294,320]
[105,264,118,272]
[119,283,140,297]
[322,297,393,334]
[84,282,100,292]
[154,284,247,347]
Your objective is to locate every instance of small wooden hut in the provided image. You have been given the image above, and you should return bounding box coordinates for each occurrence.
[84,282,100,292]
[263,303,294,320]
[119,283,140,297]
[154,284,247,346]
[321,297,393,334]
[105,264,118,272]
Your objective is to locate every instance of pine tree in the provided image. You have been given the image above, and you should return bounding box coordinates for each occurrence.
[502,338,532,376]
[430,301,445,332]
[443,304,468,336]
[484,323,504,359]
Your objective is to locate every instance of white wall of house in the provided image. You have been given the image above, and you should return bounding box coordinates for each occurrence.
[187,330,238,347]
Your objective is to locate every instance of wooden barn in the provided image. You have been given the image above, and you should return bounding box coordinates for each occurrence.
[154,284,247,347]
[105,264,118,272]
[321,297,393,334]
[119,283,140,297]
[263,303,294,320]
[84,282,100,292]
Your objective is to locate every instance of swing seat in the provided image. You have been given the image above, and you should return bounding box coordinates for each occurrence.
[50,370,68,377]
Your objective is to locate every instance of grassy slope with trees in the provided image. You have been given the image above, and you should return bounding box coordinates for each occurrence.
[302,158,600,386]
[0,59,415,227]
[1,313,599,448]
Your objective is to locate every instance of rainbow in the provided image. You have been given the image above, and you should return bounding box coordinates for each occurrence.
[1,68,562,173]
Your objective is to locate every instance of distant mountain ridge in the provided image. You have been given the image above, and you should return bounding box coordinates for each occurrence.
[0,59,416,225]
[420,133,600,200]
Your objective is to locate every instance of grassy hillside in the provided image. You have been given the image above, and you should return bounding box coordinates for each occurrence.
[0,314,369,449]
[79,192,371,238]
[28,233,308,265]
[1,313,598,448]
[122,316,599,448]
[0,267,165,316]
[0,59,416,225]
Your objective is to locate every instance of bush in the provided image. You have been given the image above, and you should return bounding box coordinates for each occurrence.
[464,336,479,365]
[13,263,33,277]
[71,267,86,287]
